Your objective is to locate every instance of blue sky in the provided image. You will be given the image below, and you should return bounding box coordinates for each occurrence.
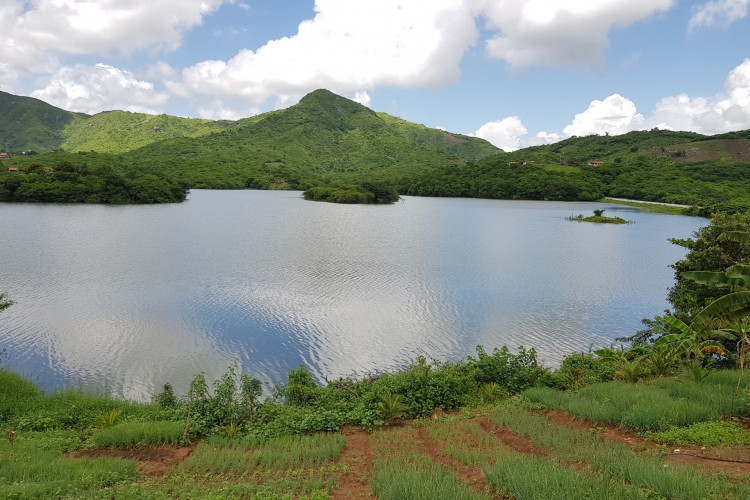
[2,0,749,150]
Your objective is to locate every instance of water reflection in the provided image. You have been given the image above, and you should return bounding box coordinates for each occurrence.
[0,191,705,398]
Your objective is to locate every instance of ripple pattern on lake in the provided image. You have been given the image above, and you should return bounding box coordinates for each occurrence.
[0,191,705,398]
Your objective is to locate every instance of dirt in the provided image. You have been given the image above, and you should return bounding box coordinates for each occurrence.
[541,409,750,477]
[414,426,497,498]
[67,410,750,495]
[70,446,194,478]
[476,417,546,457]
[329,426,377,499]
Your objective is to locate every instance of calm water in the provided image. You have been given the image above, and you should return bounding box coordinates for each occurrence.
[0,190,705,399]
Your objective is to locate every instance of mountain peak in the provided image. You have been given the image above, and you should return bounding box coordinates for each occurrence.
[293,89,376,132]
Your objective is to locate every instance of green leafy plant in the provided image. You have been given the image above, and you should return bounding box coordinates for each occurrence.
[646,421,750,447]
[377,393,407,425]
[94,409,122,428]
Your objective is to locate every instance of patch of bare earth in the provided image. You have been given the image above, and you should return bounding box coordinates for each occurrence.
[71,446,193,478]
[328,426,377,499]
[476,417,546,457]
[414,426,496,498]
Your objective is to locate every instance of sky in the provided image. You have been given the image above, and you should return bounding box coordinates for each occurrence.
[1,0,749,151]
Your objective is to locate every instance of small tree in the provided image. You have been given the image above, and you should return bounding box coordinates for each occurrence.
[0,292,12,312]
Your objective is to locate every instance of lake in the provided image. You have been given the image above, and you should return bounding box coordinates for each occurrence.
[0,190,706,400]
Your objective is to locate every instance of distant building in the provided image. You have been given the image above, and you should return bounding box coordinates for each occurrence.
[0,153,10,160]
[587,160,605,166]
[7,167,18,172]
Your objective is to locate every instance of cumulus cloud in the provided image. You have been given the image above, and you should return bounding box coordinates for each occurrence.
[563,94,645,136]
[31,64,168,114]
[479,0,674,69]
[476,58,750,147]
[168,0,679,113]
[689,0,749,30]
[169,0,478,110]
[0,0,228,86]
[650,58,750,133]
[475,116,528,151]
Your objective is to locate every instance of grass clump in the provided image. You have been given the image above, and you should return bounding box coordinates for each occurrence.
[93,421,184,448]
[646,421,750,447]
[522,378,750,431]
[0,430,137,498]
[490,404,750,499]
[425,418,510,467]
[566,210,632,224]
[177,432,345,475]
[370,426,489,500]
[485,454,640,500]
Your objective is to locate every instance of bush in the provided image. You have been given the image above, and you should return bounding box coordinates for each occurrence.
[468,346,548,394]
[548,352,616,389]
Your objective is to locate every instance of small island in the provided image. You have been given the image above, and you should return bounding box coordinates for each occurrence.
[303,182,400,204]
[566,209,632,224]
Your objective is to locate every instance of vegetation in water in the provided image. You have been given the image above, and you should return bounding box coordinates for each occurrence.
[303,182,400,204]
[566,209,632,224]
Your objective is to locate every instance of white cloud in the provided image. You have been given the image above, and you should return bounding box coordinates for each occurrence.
[477,59,750,147]
[650,58,750,133]
[475,116,528,151]
[479,0,675,69]
[0,0,228,86]
[197,99,260,120]
[169,0,479,109]
[170,0,679,113]
[689,0,749,30]
[563,94,645,136]
[31,64,168,114]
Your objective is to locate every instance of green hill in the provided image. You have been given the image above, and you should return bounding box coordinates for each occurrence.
[123,89,500,189]
[0,90,87,152]
[1,88,749,210]
[61,111,232,153]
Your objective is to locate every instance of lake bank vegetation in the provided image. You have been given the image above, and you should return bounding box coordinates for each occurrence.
[1,211,750,497]
[2,89,750,210]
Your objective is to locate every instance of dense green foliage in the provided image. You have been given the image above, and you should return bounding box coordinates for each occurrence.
[646,420,750,447]
[668,212,750,316]
[304,182,400,204]
[3,88,750,208]
[0,155,187,203]
[61,110,231,153]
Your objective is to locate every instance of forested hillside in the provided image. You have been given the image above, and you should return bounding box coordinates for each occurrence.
[1,89,749,209]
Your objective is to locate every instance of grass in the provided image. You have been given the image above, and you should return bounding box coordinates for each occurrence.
[566,213,632,224]
[490,404,750,499]
[176,433,345,475]
[0,430,138,498]
[425,418,510,467]
[93,421,184,448]
[369,426,490,500]
[601,197,690,215]
[646,421,750,447]
[0,369,170,432]
[484,454,642,499]
[522,376,750,431]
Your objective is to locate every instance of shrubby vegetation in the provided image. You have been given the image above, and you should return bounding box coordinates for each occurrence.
[0,156,187,203]
[4,88,750,208]
[566,209,630,224]
[303,182,400,204]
